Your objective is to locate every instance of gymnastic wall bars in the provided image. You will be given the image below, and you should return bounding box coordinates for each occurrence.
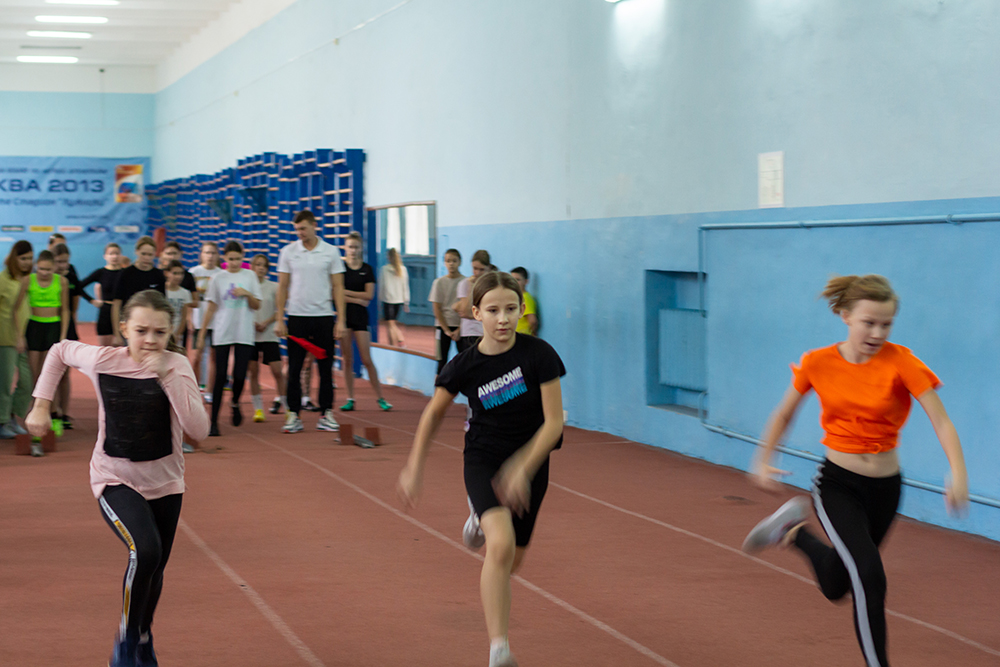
[696,212,1000,510]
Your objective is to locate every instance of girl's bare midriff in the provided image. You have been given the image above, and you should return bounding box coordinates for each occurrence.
[826,447,900,478]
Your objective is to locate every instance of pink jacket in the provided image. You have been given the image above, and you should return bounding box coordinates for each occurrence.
[33,341,210,500]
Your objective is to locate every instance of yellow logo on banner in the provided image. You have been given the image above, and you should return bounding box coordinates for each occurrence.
[29,225,54,233]
[115,164,144,203]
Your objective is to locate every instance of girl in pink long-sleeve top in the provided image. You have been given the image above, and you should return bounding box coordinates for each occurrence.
[26,289,210,667]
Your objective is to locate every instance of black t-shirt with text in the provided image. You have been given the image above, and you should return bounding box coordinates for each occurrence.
[114,265,166,306]
[436,333,566,463]
[343,262,375,322]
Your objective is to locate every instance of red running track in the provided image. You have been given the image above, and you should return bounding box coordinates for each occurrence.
[2,327,998,666]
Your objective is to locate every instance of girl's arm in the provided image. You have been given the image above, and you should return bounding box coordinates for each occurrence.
[495,378,564,515]
[94,283,103,307]
[59,276,70,340]
[111,299,123,344]
[751,383,809,491]
[402,267,410,306]
[175,305,189,338]
[397,387,458,507]
[158,354,211,442]
[26,341,104,435]
[916,389,969,512]
[197,301,218,349]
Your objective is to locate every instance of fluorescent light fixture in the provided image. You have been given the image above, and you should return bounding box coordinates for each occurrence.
[46,0,120,5]
[35,15,109,24]
[27,30,92,39]
[17,55,80,63]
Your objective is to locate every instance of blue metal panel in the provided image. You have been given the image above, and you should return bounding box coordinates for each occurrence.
[658,308,707,392]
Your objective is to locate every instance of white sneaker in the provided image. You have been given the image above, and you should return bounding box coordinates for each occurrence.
[742,496,811,554]
[30,443,45,457]
[463,496,485,549]
[203,392,213,404]
[489,641,518,667]
[282,412,304,434]
[316,410,339,432]
[6,420,27,436]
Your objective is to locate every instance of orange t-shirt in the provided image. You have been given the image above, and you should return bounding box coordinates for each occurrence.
[791,342,941,455]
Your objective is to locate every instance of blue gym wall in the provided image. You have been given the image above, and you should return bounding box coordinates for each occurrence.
[0,91,155,323]
[143,0,1000,540]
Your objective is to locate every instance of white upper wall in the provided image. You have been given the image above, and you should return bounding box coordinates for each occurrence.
[155,0,298,91]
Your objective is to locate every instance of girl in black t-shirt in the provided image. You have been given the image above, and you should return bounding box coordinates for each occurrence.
[398,271,566,667]
[79,242,123,347]
[112,237,166,347]
[339,232,391,411]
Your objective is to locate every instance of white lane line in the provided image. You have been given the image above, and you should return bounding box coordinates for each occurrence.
[178,520,327,667]
[247,433,681,667]
[343,413,1000,659]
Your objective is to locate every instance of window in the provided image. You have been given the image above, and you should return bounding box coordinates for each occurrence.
[645,270,707,416]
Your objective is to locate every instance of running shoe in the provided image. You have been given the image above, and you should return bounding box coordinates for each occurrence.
[30,443,44,457]
[209,423,220,437]
[463,496,485,549]
[742,496,811,554]
[203,392,212,404]
[61,414,74,430]
[135,634,157,667]
[317,410,340,432]
[302,398,320,412]
[231,405,243,427]
[283,412,304,434]
[5,420,27,435]
[340,399,355,412]
[253,409,265,423]
[269,399,282,415]
[489,641,518,667]
[51,418,63,437]
[108,637,137,667]
[377,398,392,411]
[182,443,196,453]
[0,424,15,439]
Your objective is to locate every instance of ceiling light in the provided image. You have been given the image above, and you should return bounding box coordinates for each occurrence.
[17,55,80,63]
[35,15,109,24]
[46,0,120,5]
[27,30,92,39]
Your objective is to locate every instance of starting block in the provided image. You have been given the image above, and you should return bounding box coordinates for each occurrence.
[14,431,56,455]
[336,423,381,448]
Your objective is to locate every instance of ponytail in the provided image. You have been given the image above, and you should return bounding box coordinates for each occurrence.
[822,275,898,315]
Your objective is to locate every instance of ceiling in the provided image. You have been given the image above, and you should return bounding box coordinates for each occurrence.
[0,0,242,66]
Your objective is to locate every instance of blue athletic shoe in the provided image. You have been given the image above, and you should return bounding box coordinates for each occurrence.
[108,637,138,667]
[135,634,158,667]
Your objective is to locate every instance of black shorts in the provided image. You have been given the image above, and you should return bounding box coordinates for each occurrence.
[255,341,281,364]
[346,305,369,332]
[97,304,114,336]
[26,320,61,352]
[383,303,402,321]
[66,316,78,342]
[464,455,550,547]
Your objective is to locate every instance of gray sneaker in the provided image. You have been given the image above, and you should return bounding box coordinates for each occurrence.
[0,424,16,440]
[489,641,518,667]
[316,410,339,432]
[742,496,811,554]
[463,496,485,549]
[5,420,27,436]
[282,412,304,434]
[30,442,45,457]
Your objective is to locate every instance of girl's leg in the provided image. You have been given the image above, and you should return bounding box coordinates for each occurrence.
[299,352,313,409]
[98,485,182,646]
[248,359,261,396]
[436,328,452,376]
[340,331,355,402]
[478,507,517,643]
[211,345,230,425]
[389,320,404,347]
[268,359,286,403]
[58,372,71,418]
[13,351,31,422]
[230,344,253,413]
[29,350,43,384]
[353,331,386,401]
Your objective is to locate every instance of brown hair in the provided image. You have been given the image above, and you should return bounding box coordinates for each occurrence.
[165,259,185,273]
[472,271,523,309]
[387,248,403,275]
[104,242,121,252]
[444,248,461,261]
[293,209,316,225]
[223,240,244,255]
[822,275,898,315]
[36,250,55,266]
[163,241,182,252]
[251,253,270,269]
[471,249,491,266]
[135,236,157,252]
[120,289,185,354]
[52,243,70,258]
[4,240,32,278]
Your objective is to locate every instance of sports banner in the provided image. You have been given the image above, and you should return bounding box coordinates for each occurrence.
[0,156,150,245]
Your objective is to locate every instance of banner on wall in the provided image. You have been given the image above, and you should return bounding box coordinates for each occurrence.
[0,156,150,245]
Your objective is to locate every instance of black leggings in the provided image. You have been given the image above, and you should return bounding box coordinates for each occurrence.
[794,459,901,667]
[436,327,455,375]
[286,316,335,413]
[212,344,253,424]
[98,485,182,643]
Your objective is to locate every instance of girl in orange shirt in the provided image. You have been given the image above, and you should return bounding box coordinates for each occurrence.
[742,275,968,667]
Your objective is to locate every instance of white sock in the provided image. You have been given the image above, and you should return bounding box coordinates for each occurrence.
[279,395,287,408]
[490,638,508,651]
[302,396,310,406]
[251,394,263,411]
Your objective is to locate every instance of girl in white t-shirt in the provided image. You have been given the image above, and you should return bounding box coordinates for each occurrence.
[247,254,286,422]
[196,241,261,436]
[453,249,491,353]
[164,261,194,346]
[189,242,222,399]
